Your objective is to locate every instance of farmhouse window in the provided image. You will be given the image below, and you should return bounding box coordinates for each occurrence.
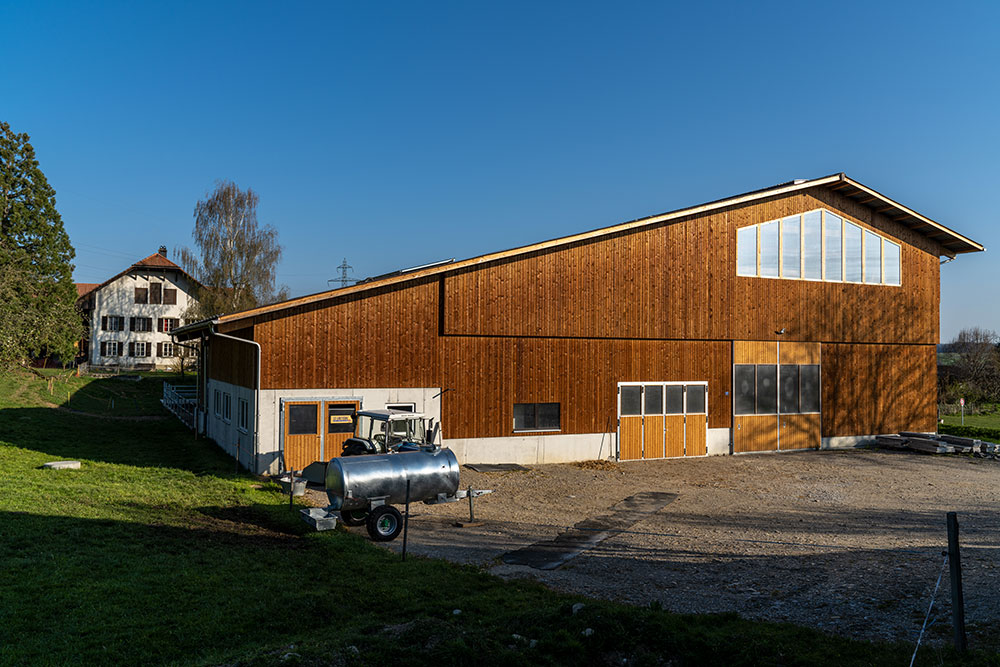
[238,399,249,432]
[149,282,162,304]
[163,288,177,305]
[134,287,148,304]
[101,341,122,356]
[129,317,152,332]
[157,342,174,357]
[288,404,317,435]
[101,315,125,332]
[513,402,560,431]
[128,341,149,357]
[736,208,901,287]
[158,318,179,333]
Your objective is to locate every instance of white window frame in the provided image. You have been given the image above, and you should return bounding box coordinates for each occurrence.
[161,342,174,358]
[103,341,121,357]
[223,393,232,423]
[237,398,249,433]
[214,389,221,417]
[133,341,147,357]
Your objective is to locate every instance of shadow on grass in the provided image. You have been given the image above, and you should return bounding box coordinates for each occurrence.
[0,405,233,474]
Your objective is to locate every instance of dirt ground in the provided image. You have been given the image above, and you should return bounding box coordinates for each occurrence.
[312,449,1000,646]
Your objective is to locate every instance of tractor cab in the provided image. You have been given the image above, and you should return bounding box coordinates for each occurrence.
[341,409,437,456]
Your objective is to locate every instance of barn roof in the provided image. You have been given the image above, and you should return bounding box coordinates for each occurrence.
[175,173,983,334]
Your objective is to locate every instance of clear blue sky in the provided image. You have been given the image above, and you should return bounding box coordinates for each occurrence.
[3,0,997,341]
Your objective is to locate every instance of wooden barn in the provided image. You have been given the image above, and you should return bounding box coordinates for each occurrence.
[171,173,983,474]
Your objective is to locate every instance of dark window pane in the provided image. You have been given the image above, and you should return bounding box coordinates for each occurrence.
[756,365,777,414]
[734,365,755,415]
[644,385,663,415]
[620,386,641,416]
[537,403,560,429]
[328,405,355,434]
[665,385,684,414]
[800,365,821,413]
[513,403,535,430]
[780,365,799,414]
[685,385,706,414]
[288,404,317,435]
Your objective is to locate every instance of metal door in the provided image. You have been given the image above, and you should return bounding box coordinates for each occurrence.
[283,401,321,472]
[324,401,359,458]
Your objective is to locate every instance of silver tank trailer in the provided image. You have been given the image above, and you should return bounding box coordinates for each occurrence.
[325,447,460,511]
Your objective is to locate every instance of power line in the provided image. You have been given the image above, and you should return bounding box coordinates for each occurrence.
[327,258,355,288]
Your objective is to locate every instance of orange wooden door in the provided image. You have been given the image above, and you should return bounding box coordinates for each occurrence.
[664,415,685,458]
[324,401,359,459]
[284,401,321,471]
[619,416,643,460]
[779,413,820,450]
[734,415,778,453]
[643,415,664,459]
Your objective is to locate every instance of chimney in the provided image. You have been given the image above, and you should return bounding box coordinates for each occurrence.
[158,245,168,257]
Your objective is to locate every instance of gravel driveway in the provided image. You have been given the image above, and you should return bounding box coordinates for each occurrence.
[325,449,1000,645]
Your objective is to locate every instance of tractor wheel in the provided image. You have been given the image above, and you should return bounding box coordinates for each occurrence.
[340,508,368,527]
[366,505,403,542]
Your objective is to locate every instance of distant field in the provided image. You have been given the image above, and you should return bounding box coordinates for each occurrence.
[940,412,1000,430]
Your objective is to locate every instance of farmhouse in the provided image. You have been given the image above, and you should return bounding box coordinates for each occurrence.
[172,174,983,474]
[77,247,200,370]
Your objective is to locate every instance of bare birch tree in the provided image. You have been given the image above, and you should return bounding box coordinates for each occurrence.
[177,181,288,319]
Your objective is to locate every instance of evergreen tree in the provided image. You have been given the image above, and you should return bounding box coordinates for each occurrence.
[177,180,288,320]
[0,121,80,366]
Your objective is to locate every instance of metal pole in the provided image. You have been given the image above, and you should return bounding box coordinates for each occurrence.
[289,470,295,511]
[402,480,411,562]
[468,485,475,523]
[947,512,967,652]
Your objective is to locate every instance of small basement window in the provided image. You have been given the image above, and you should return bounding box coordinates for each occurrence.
[513,402,560,431]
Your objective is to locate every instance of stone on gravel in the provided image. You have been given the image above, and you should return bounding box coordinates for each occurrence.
[571,603,585,615]
[582,628,594,637]
[42,461,80,470]
[452,609,462,615]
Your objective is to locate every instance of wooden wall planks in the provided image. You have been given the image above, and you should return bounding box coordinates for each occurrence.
[442,188,941,345]
[207,334,257,388]
[779,342,821,365]
[821,343,937,436]
[734,341,777,364]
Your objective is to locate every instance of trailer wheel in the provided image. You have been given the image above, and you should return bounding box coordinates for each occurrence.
[340,508,368,527]
[366,505,403,542]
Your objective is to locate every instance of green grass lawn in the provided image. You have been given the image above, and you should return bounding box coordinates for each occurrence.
[0,370,992,666]
[941,411,1000,431]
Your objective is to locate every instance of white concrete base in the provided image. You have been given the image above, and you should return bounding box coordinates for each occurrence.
[445,432,615,465]
[821,435,875,449]
[707,428,730,456]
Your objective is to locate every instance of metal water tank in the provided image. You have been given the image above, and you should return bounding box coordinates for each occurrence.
[325,448,460,511]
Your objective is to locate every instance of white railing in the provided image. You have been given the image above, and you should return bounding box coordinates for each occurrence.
[162,382,198,430]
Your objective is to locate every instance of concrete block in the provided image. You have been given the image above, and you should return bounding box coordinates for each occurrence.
[41,461,81,470]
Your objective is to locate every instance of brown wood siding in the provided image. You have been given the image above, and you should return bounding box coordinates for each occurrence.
[734,341,777,364]
[734,415,778,452]
[779,413,821,450]
[208,335,257,388]
[442,188,941,345]
[254,279,441,390]
[821,343,937,437]
[442,338,731,439]
[779,342,821,365]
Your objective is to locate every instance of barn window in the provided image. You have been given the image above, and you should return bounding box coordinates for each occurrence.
[665,385,684,414]
[759,221,779,277]
[779,365,799,414]
[755,365,778,414]
[386,403,415,412]
[238,399,249,433]
[644,385,663,415]
[844,222,863,283]
[824,212,843,281]
[214,390,221,417]
[223,394,232,423]
[864,230,882,284]
[513,402,560,431]
[619,386,641,416]
[734,365,756,415]
[799,365,821,413]
[884,240,901,286]
[288,404,316,434]
[685,385,706,414]
[736,226,757,276]
[802,211,822,280]
[781,215,800,279]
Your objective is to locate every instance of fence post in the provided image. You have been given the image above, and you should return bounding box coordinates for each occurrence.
[947,512,967,652]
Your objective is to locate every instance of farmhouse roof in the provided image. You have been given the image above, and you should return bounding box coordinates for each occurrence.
[173,173,984,335]
[75,283,100,298]
[75,250,202,302]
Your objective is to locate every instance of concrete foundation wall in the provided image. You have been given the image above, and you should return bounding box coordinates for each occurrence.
[821,435,875,449]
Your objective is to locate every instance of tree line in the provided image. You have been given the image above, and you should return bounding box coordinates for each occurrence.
[939,327,1000,405]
